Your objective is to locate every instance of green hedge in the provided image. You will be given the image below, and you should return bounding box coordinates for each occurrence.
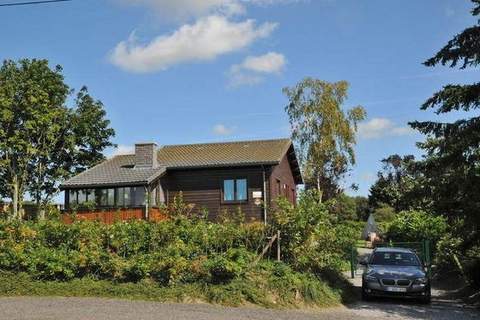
[0,218,266,283]
[0,217,351,307]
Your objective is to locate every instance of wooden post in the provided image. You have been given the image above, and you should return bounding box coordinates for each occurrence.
[276,230,281,262]
[351,246,356,279]
[144,186,150,220]
[253,233,278,266]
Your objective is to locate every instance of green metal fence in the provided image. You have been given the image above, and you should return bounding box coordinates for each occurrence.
[350,240,432,278]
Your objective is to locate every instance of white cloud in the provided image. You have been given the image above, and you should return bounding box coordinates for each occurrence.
[357,118,415,140]
[118,0,299,20]
[108,144,135,157]
[119,0,244,20]
[228,52,285,87]
[213,124,235,135]
[239,52,286,73]
[228,72,264,87]
[110,15,277,73]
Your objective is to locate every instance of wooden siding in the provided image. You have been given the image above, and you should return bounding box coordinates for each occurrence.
[269,154,297,205]
[161,166,266,222]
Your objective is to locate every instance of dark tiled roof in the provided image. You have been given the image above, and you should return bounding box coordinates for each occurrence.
[61,155,166,188]
[61,138,301,188]
[158,138,292,168]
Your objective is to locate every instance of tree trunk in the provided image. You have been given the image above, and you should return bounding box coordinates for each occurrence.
[38,208,46,220]
[316,174,323,203]
[36,162,45,220]
[12,175,19,219]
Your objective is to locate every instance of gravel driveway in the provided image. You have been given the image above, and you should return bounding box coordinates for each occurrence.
[0,296,478,320]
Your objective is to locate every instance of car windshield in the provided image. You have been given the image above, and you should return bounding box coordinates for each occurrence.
[370,251,420,266]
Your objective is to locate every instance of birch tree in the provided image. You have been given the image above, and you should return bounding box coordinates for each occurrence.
[283,78,366,201]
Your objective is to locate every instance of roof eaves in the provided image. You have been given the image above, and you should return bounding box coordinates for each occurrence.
[146,167,167,184]
[61,180,148,189]
[59,156,120,189]
[165,161,280,170]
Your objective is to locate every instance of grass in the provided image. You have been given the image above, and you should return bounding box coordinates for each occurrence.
[0,270,348,309]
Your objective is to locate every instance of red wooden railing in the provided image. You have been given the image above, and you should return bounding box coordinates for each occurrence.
[62,207,167,224]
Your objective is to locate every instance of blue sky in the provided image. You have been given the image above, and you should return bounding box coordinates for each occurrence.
[0,0,478,197]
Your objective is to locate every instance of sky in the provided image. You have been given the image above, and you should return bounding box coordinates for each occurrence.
[0,0,478,198]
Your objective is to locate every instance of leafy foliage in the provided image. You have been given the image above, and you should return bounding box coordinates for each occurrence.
[408,1,480,229]
[372,203,396,224]
[283,78,366,200]
[324,194,370,222]
[386,210,448,246]
[369,155,429,212]
[0,218,267,282]
[0,212,354,307]
[401,0,480,285]
[271,190,358,273]
[0,59,115,218]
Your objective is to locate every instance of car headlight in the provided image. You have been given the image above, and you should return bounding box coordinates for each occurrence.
[365,275,378,282]
[413,277,428,285]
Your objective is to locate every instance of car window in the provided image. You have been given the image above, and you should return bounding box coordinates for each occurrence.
[370,252,420,266]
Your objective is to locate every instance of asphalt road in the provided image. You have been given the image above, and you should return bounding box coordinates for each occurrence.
[0,295,478,320]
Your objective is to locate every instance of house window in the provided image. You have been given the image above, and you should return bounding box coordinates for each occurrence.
[78,190,87,204]
[133,187,146,206]
[115,187,131,207]
[236,179,247,201]
[75,189,95,205]
[276,179,281,196]
[86,189,94,203]
[224,180,235,201]
[223,178,247,202]
[98,188,115,207]
[69,190,77,206]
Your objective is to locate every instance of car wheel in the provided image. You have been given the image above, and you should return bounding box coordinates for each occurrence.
[361,284,371,301]
[419,285,431,304]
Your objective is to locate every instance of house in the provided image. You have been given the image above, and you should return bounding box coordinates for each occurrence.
[60,138,302,223]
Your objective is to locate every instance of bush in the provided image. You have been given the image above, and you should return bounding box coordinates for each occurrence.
[271,190,357,274]
[204,248,253,284]
[373,203,396,223]
[0,218,267,283]
[0,202,355,307]
[386,210,447,245]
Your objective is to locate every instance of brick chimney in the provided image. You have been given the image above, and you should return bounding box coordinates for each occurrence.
[135,142,158,168]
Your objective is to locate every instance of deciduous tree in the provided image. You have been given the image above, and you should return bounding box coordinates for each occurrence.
[368,155,428,212]
[0,59,115,219]
[283,78,366,201]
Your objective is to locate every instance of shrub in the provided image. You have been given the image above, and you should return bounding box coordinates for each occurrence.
[270,190,356,274]
[386,210,447,245]
[203,248,253,284]
[0,210,354,307]
[0,218,268,284]
[373,203,396,223]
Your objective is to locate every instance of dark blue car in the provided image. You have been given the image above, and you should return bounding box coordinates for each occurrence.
[361,247,431,304]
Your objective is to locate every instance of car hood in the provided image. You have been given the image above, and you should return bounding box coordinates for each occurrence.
[366,265,425,279]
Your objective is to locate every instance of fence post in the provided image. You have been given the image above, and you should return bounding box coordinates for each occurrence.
[350,246,356,279]
[276,230,281,262]
[425,240,431,277]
